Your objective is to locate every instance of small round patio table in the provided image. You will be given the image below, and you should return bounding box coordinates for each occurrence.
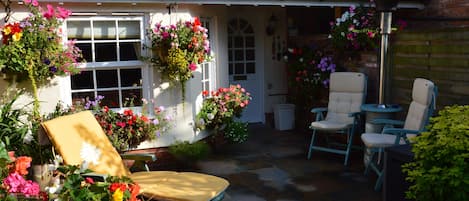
[361,104,402,133]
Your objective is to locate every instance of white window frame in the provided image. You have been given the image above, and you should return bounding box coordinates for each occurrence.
[200,18,216,94]
[65,15,148,112]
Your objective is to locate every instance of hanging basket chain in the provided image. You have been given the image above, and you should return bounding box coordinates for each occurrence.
[1,0,12,23]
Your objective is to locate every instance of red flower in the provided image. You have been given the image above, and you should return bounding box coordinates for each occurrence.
[109,183,127,193]
[202,90,209,97]
[141,115,149,123]
[123,109,133,116]
[116,122,126,128]
[193,17,201,32]
[130,183,140,201]
[103,106,109,112]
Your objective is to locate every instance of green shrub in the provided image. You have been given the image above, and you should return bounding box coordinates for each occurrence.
[168,141,210,161]
[224,121,249,143]
[403,105,469,201]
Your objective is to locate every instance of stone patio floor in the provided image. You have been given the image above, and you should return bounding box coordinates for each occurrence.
[153,124,382,201]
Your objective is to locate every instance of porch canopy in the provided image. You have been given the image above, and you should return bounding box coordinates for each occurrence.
[36,0,425,9]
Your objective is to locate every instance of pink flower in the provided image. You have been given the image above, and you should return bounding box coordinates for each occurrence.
[85,177,95,184]
[20,180,40,197]
[116,121,126,128]
[367,31,375,38]
[240,103,246,108]
[56,7,72,19]
[43,4,55,19]
[24,0,39,6]
[3,173,24,193]
[188,63,197,71]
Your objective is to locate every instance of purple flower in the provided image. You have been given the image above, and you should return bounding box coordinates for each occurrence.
[49,66,57,73]
[152,119,159,125]
[43,58,51,65]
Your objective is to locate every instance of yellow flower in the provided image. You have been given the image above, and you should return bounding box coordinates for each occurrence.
[12,32,23,41]
[3,26,11,35]
[112,188,124,201]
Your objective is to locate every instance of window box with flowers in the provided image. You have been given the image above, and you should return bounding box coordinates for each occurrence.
[148,17,210,101]
[50,96,173,153]
[0,0,82,119]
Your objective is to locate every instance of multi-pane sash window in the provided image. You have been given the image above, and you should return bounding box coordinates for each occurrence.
[200,18,215,94]
[67,16,145,108]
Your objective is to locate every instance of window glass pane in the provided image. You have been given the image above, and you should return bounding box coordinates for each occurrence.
[229,63,233,75]
[246,62,255,74]
[67,21,91,40]
[235,63,244,74]
[120,42,140,61]
[72,92,94,106]
[96,69,118,88]
[121,68,142,87]
[203,64,209,80]
[246,36,254,48]
[234,37,244,48]
[118,21,140,39]
[245,25,254,33]
[235,50,244,60]
[246,49,255,60]
[95,43,117,61]
[75,43,92,62]
[93,21,116,40]
[122,89,142,106]
[71,71,93,89]
[228,50,233,61]
[239,19,247,30]
[98,91,120,108]
[228,36,232,48]
[203,82,209,92]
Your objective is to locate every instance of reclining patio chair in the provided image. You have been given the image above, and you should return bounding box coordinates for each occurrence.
[41,110,229,201]
[360,78,437,191]
[308,72,367,166]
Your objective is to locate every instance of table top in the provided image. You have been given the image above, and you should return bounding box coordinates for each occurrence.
[361,104,402,113]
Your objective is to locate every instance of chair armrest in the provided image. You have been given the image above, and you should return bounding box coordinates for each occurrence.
[310,107,327,114]
[382,128,421,144]
[121,153,157,172]
[348,111,364,117]
[311,107,327,122]
[370,119,405,127]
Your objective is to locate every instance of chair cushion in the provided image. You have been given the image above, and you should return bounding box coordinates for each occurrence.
[130,171,229,201]
[41,111,131,177]
[361,133,412,148]
[330,72,366,93]
[311,120,350,131]
[404,78,434,130]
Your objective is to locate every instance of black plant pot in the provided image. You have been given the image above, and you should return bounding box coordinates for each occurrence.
[375,0,399,12]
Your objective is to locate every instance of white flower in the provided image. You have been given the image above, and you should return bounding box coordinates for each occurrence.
[299,58,303,62]
[328,34,332,39]
[23,129,33,144]
[207,113,215,120]
[287,48,294,53]
[80,142,101,166]
[341,32,345,37]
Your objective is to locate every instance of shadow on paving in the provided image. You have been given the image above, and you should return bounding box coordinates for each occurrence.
[151,124,382,201]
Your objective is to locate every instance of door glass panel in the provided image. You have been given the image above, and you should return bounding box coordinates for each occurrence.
[246,62,255,74]
[121,68,142,87]
[235,63,244,74]
[246,49,255,60]
[246,37,254,47]
[234,37,244,48]
[235,50,244,60]
[96,69,118,88]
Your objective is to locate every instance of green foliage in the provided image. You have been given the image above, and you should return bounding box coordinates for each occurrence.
[168,141,210,161]
[224,121,249,143]
[0,90,29,153]
[402,105,469,201]
[57,165,139,201]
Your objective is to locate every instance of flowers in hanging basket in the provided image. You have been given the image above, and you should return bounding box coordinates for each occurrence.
[195,85,251,131]
[149,17,210,86]
[0,0,82,82]
[329,5,379,52]
[283,47,336,90]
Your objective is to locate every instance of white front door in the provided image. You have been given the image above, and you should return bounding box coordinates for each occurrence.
[227,17,263,123]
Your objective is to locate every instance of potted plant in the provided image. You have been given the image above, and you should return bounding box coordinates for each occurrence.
[0,0,82,119]
[402,105,469,201]
[148,17,210,101]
